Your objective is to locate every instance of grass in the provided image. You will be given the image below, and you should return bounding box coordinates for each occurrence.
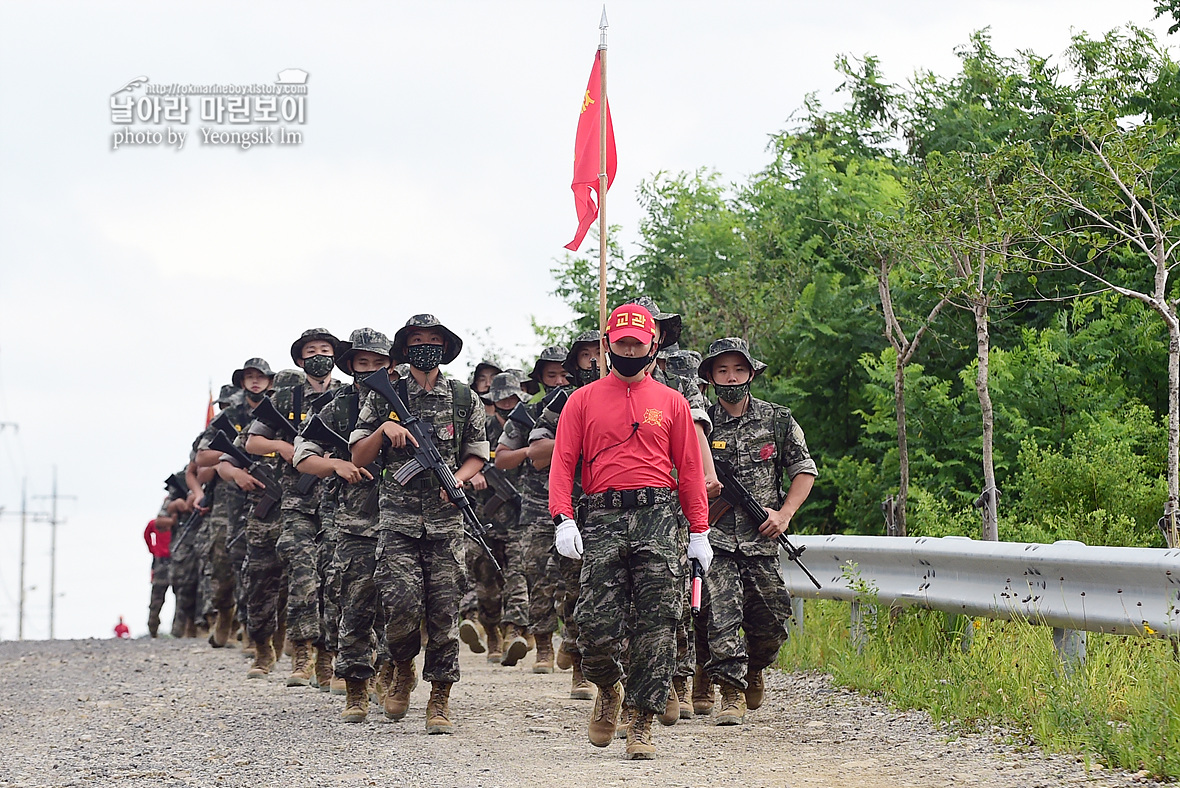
[778,598,1180,779]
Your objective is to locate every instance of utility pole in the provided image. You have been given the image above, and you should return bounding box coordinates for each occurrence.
[33,466,76,640]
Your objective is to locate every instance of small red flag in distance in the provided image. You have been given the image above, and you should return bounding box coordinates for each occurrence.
[565,50,617,252]
[205,390,214,427]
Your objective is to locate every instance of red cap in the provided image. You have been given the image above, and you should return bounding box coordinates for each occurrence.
[606,303,657,343]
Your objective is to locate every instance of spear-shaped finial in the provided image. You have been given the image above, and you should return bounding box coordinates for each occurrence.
[599,6,608,50]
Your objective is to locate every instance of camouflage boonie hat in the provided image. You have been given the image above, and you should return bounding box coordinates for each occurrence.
[231,357,275,388]
[216,383,240,406]
[563,330,602,376]
[665,349,703,380]
[624,296,682,349]
[470,359,503,386]
[488,372,525,403]
[657,341,681,361]
[697,337,767,382]
[507,367,539,396]
[391,314,463,365]
[290,327,341,364]
[394,363,412,379]
[529,345,570,382]
[272,367,307,389]
[336,327,392,375]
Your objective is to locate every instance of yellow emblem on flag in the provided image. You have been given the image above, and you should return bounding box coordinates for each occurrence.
[581,89,595,113]
[712,441,727,449]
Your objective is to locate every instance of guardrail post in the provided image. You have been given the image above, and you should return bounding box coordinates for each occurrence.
[1052,627,1086,673]
[788,597,804,639]
[850,600,876,654]
[945,613,974,653]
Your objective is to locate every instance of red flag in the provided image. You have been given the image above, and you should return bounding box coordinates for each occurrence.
[205,389,214,427]
[565,50,616,252]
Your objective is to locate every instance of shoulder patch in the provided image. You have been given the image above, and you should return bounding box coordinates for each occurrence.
[712,440,727,450]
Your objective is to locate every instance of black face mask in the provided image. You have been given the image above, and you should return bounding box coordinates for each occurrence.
[406,343,445,371]
[609,349,654,378]
[245,390,266,405]
[574,367,597,387]
[714,382,751,404]
[303,354,335,379]
[494,406,514,421]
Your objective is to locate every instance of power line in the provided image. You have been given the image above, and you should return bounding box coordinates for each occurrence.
[32,467,75,640]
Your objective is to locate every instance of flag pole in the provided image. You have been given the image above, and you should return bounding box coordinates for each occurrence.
[597,7,609,376]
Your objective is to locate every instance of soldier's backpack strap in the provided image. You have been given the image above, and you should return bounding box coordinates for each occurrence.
[449,378,473,459]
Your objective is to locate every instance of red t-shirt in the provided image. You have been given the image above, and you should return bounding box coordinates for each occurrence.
[144,521,171,559]
[548,372,709,532]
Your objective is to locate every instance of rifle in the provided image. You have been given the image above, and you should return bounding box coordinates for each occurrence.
[506,401,536,430]
[300,414,381,517]
[209,410,241,439]
[210,430,282,519]
[164,473,190,501]
[250,395,321,495]
[171,492,209,550]
[534,387,570,430]
[480,461,520,517]
[361,370,502,576]
[710,458,821,589]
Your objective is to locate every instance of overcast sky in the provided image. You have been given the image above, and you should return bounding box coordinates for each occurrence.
[0,1,1170,641]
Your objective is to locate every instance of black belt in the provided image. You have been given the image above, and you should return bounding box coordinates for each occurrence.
[400,473,439,492]
[583,487,673,510]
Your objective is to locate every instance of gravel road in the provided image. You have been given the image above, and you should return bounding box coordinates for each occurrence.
[0,638,1146,788]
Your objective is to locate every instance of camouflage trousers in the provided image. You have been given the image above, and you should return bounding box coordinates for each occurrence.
[334,532,383,681]
[466,529,530,632]
[276,509,321,644]
[575,503,684,715]
[375,530,463,684]
[244,511,287,644]
[148,556,170,634]
[524,516,563,635]
[227,502,249,624]
[317,527,340,652]
[202,514,235,614]
[549,551,582,652]
[169,527,201,636]
[705,550,792,689]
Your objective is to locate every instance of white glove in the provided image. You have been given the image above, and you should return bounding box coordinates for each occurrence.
[554,515,584,560]
[687,531,714,575]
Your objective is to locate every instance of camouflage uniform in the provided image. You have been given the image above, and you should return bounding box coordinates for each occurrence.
[147,501,172,636]
[249,375,342,645]
[293,368,382,680]
[168,456,201,637]
[469,373,529,635]
[700,337,817,689]
[349,317,488,685]
[237,421,289,645]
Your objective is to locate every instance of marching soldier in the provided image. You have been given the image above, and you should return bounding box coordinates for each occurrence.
[698,337,816,724]
[350,315,489,734]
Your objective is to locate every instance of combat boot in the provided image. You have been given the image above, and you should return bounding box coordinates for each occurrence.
[569,653,594,701]
[532,633,555,674]
[692,665,715,715]
[247,637,276,679]
[425,682,454,734]
[183,618,197,639]
[458,618,486,654]
[342,678,368,723]
[314,649,334,692]
[673,676,692,720]
[374,661,394,705]
[587,681,624,748]
[330,676,346,695]
[616,704,634,739]
[195,621,210,640]
[715,680,747,726]
[500,624,529,667]
[555,639,574,671]
[286,641,314,687]
[147,613,160,639]
[242,632,256,659]
[745,669,765,710]
[625,709,656,760]
[485,625,503,663]
[210,606,235,648]
[383,659,418,720]
[657,686,679,727]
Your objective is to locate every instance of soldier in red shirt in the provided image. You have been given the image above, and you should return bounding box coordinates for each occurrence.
[549,302,713,760]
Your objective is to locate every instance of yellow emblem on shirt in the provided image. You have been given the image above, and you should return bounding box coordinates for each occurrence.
[642,408,664,427]
[712,440,727,450]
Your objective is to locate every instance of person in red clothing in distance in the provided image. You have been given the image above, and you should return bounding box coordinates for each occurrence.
[548,302,713,761]
[114,616,130,638]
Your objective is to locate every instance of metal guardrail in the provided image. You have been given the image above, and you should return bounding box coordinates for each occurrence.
[779,535,1180,639]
